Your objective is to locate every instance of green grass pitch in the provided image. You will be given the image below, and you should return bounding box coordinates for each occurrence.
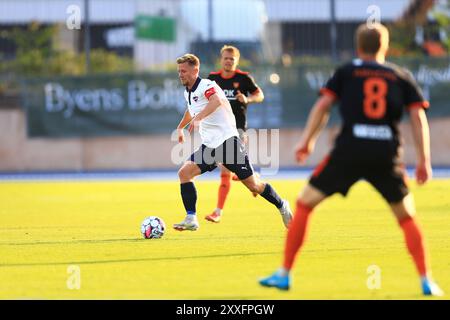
[0,178,448,299]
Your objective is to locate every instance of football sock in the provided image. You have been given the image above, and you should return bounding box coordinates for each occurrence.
[399,216,429,277]
[217,173,231,210]
[180,182,197,215]
[283,201,313,270]
[260,183,283,209]
[277,267,289,277]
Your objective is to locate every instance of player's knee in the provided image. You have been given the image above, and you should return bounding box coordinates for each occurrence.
[394,207,415,225]
[390,194,416,223]
[247,182,262,194]
[391,203,415,223]
[296,197,316,211]
[297,184,326,209]
[177,168,186,180]
[220,172,231,180]
[178,166,193,181]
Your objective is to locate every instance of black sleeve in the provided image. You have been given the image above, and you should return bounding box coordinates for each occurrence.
[319,66,343,99]
[401,69,429,110]
[244,74,259,95]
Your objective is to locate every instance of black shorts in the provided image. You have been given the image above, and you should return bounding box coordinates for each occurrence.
[309,149,409,203]
[189,136,254,180]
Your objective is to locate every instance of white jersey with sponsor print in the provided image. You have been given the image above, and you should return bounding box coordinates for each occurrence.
[184,77,239,148]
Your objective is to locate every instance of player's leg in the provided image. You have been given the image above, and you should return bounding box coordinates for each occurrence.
[259,184,327,290]
[206,132,258,223]
[283,184,327,270]
[390,196,443,296]
[173,161,202,231]
[205,164,231,223]
[259,153,359,290]
[239,174,293,228]
[174,145,217,231]
[229,130,260,189]
[281,155,359,272]
[366,167,443,296]
[231,130,248,182]
[220,136,293,227]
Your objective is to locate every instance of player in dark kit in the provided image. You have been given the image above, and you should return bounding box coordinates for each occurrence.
[259,23,443,296]
[205,45,265,223]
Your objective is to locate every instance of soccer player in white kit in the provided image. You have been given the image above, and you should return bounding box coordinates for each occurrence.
[174,54,292,231]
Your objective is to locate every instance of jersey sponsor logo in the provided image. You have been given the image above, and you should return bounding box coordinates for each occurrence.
[223,89,235,98]
[352,124,393,140]
[233,82,240,89]
[354,69,397,81]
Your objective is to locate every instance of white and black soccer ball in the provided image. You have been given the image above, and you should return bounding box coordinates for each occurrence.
[141,216,165,239]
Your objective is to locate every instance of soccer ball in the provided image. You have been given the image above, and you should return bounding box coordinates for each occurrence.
[140,216,165,239]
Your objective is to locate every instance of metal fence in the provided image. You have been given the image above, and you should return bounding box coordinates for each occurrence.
[0,0,448,72]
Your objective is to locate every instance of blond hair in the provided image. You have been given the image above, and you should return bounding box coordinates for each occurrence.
[176,53,200,67]
[220,45,240,59]
[355,23,389,55]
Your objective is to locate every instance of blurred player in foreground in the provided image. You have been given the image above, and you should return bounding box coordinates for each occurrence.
[173,54,292,232]
[259,23,443,296]
[206,45,265,223]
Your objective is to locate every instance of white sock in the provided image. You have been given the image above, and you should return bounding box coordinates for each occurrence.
[277,267,289,277]
[215,208,223,215]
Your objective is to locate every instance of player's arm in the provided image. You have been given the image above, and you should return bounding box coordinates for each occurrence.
[195,93,222,120]
[236,75,264,105]
[188,93,222,133]
[249,88,264,104]
[176,109,192,143]
[403,68,432,185]
[294,95,334,163]
[409,107,432,185]
[236,88,264,105]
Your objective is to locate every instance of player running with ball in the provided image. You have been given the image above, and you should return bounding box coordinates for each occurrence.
[173,53,292,232]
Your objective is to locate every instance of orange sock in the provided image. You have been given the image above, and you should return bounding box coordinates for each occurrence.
[283,201,313,270]
[399,216,429,277]
[217,173,231,210]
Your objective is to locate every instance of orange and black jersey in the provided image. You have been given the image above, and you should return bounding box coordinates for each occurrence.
[320,59,429,160]
[208,69,260,130]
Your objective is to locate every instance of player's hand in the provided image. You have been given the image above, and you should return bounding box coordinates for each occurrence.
[415,159,432,185]
[177,129,185,143]
[235,90,248,105]
[188,116,201,133]
[294,140,314,164]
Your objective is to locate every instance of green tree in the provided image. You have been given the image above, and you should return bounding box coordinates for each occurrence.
[7,22,133,76]
[433,10,450,51]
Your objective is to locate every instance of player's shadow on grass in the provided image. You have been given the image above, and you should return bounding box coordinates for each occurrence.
[0,251,279,268]
[1,238,144,246]
[0,234,278,246]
